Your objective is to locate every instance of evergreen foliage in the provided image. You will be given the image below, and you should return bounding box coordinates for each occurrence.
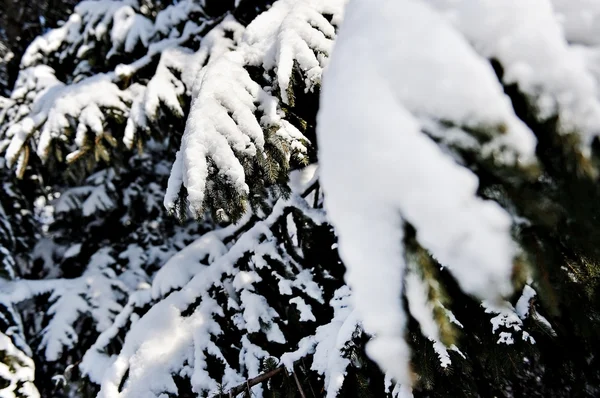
[0,0,599,397]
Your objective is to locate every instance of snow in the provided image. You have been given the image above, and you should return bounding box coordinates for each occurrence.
[279,286,359,398]
[151,230,228,299]
[289,297,316,322]
[41,287,89,361]
[241,290,286,343]
[318,0,523,383]
[405,272,450,368]
[427,0,600,150]
[166,0,345,216]
[40,248,127,360]
[54,169,116,216]
[0,334,40,398]
[4,0,589,394]
[81,290,154,384]
[483,300,536,345]
[243,0,345,104]
[385,374,413,398]
[4,0,222,176]
[551,0,600,46]
[238,336,268,396]
[95,195,315,397]
[311,286,359,398]
[5,73,130,166]
[516,285,537,319]
[108,5,152,57]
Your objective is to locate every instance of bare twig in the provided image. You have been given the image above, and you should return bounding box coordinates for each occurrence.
[227,366,284,397]
[292,367,307,398]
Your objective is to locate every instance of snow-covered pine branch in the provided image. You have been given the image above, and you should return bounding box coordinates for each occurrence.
[0,0,222,179]
[318,0,600,387]
[0,185,39,398]
[165,0,346,221]
[3,0,600,396]
[82,183,363,397]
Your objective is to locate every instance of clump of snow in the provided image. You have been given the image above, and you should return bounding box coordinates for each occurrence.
[515,285,537,319]
[311,286,359,398]
[483,300,536,345]
[385,374,413,398]
[151,230,227,299]
[243,0,346,104]
[289,297,316,322]
[108,5,153,58]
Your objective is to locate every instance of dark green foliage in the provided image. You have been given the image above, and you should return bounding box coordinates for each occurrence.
[0,0,79,93]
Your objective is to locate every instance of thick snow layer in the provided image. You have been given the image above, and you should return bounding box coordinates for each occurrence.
[551,0,600,46]
[124,16,245,149]
[318,0,524,383]
[427,0,600,149]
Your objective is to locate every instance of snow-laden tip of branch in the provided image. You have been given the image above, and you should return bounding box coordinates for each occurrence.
[318,0,521,384]
[243,0,346,105]
[4,73,130,167]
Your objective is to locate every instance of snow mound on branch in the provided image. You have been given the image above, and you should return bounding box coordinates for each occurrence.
[3,0,218,175]
[318,0,528,383]
[428,0,600,149]
[5,73,130,166]
[124,17,245,149]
